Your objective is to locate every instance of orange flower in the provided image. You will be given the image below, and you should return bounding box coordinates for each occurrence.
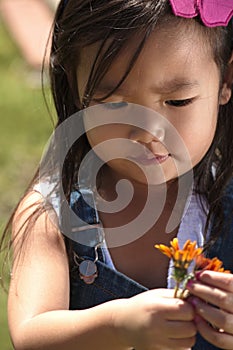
[155,238,203,270]
[155,238,231,298]
[155,238,203,284]
[195,255,230,274]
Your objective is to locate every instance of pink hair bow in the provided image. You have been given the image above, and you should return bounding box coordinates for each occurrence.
[169,0,233,27]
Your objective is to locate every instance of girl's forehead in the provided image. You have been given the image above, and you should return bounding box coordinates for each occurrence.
[77,24,215,96]
[78,22,212,68]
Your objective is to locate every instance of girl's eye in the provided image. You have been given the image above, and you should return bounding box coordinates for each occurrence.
[165,99,193,107]
[103,101,128,110]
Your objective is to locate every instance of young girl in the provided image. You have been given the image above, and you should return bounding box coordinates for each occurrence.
[2,0,233,349]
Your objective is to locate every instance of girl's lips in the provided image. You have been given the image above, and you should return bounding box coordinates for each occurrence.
[128,153,170,166]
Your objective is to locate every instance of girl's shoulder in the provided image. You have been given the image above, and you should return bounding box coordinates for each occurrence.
[12,189,65,255]
[13,190,45,235]
[9,191,70,331]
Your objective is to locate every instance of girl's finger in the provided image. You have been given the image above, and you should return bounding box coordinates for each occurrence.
[166,320,196,339]
[164,337,196,350]
[190,297,233,335]
[196,271,233,292]
[187,281,233,313]
[195,315,233,349]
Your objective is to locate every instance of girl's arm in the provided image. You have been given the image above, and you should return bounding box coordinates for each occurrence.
[187,271,233,349]
[8,191,121,350]
[8,191,196,350]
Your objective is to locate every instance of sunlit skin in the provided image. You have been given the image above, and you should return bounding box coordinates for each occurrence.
[6,18,233,350]
[77,25,229,288]
[76,25,233,349]
[78,26,228,190]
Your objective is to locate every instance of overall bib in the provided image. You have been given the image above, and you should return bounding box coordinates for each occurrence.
[60,181,233,350]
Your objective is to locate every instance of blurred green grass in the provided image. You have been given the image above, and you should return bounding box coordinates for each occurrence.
[0,17,53,348]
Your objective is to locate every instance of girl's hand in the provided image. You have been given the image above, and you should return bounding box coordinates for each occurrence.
[112,288,196,350]
[187,271,233,349]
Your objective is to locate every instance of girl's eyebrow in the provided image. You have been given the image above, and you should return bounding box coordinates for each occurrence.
[152,79,200,94]
[95,78,200,95]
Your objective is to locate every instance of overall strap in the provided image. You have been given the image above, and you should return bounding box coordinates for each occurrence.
[66,187,105,284]
[66,186,148,309]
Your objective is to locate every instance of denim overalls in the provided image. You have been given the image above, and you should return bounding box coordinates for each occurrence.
[65,182,233,350]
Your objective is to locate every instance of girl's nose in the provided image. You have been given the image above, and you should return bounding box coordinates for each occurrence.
[129,126,165,144]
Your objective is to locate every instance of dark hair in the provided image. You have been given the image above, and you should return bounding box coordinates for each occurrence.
[1,0,233,283]
[51,0,233,244]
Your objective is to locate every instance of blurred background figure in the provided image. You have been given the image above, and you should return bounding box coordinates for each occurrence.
[0,1,55,348]
[0,0,57,71]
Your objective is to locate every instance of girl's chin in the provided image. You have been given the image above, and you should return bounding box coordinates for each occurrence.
[104,161,181,187]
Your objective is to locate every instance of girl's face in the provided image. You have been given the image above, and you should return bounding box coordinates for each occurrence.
[77,25,230,186]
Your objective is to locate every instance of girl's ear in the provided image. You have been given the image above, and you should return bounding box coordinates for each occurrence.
[219,53,233,105]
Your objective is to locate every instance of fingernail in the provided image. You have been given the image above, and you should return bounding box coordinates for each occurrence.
[195,271,203,281]
[186,279,195,289]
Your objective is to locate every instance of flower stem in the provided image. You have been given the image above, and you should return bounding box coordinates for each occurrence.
[179,287,186,300]
[174,282,180,298]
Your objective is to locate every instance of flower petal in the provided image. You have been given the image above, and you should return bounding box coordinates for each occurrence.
[170,237,179,251]
[155,244,173,258]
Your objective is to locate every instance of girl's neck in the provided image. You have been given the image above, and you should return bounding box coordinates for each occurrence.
[99,165,179,203]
